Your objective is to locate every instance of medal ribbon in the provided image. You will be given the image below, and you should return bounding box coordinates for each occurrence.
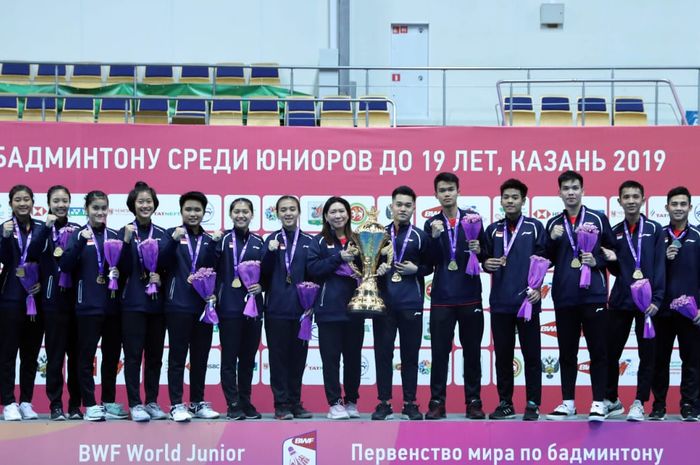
[624,216,644,271]
[391,224,412,267]
[132,221,154,271]
[13,217,32,266]
[442,212,460,262]
[231,230,249,279]
[183,226,203,275]
[562,206,586,259]
[502,215,524,259]
[280,227,300,277]
[86,224,104,275]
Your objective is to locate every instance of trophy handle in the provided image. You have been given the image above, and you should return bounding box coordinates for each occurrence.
[381,242,394,269]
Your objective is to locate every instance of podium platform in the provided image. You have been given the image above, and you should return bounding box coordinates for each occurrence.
[0,416,688,465]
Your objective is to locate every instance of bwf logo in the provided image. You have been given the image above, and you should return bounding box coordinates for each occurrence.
[283,431,317,465]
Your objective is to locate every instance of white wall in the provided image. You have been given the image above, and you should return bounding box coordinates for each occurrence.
[2,0,698,124]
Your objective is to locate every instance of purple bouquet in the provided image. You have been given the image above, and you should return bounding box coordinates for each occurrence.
[103,239,123,297]
[139,238,159,298]
[517,255,551,322]
[239,260,261,318]
[670,295,699,320]
[630,278,655,339]
[460,213,482,276]
[56,226,77,289]
[296,281,320,341]
[335,261,361,285]
[192,267,218,325]
[576,223,599,288]
[18,262,39,320]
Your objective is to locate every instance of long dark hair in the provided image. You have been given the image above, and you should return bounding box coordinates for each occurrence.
[320,196,354,245]
[9,184,34,203]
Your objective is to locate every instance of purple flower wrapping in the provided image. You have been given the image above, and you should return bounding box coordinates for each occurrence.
[18,262,39,318]
[57,226,77,289]
[191,267,218,325]
[139,238,160,296]
[296,282,320,341]
[575,224,598,289]
[239,260,261,318]
[670,295,699,320]
[517,255,551,321]
[103,239,123,294]
[460,214,482,276]
[630,278,655,339]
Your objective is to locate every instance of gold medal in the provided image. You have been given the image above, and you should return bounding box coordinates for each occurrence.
[633,269,644,280]
[286,274,293,284]
[53,246,64,258]
[448,260,458,271]
[96,275,106,284]
[391,272,402,283]
[187,274,194,284]
[15,266,25,278]
[232,277,242,288]
[571,258,582,269]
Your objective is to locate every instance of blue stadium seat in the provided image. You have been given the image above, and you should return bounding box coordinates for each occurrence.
[172,99,207,125]
[0,96,19,121]
[35,64,67,83]
[210,98,243,126]
[23,97,57,121]
[215,64,246,85]
[539,96,572,126]
[62,97,95,123]
[99,98,132,124]
[71,64,103,88]
[107,65,136,83]
[180,66,210,84]
[0,62,30,83]
[250,63,281,86]
[576,97,610,126]
[502,95,535,126]
[320,96,354,127]
[143,65,174,85]
[135,98,169,124]
[358,96,391,127]
[285,97,316,127]
[247,98,280,126]
[614,97,647,126]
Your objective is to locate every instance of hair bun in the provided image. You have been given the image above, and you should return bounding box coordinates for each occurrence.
[134,181,149,189]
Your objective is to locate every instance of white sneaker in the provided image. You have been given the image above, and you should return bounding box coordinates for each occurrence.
[85,405,106,422]
[345,402,361,418]
[3,403,21,421]
[169,403,191,422]
[604,398,625,418]
[190,401,219,419]
[545,403,577,420]
[626,400,645,422]
[327,402,350,420]
[130,405,150,422]
[144,402,167,420]
[19,402,38,420]
[588,402,606,422]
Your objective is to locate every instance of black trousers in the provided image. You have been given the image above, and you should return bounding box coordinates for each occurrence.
[76,313,121,407]
[491,311,542,406]
[44,310,81,410]
[554,304,608,402]
[429,304,483,404]
[317,319,365,405]
[373,309,422,403]
[265,318,309,408]
[121,311,166,407]
[219,317,262,407]
[651,313,700,408]
[166,312,213,406]
[606,310,656,403]
[0,309,43,405]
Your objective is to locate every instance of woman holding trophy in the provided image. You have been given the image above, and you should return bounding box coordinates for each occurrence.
[307,196,364,420]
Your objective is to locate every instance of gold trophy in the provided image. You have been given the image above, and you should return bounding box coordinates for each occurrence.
[347,207,393,315]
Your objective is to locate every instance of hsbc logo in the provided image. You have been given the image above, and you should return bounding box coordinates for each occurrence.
[33,206,47,216]
[421,206,442,219]
[533,209,551,220]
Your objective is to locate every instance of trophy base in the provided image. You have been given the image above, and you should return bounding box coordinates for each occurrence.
[347,279,386,316]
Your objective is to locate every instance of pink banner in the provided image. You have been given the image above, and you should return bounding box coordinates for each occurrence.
[0,121,695,414]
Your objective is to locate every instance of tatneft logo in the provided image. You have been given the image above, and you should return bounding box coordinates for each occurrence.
[350,203,368,226]
[512,357,523,377]
[541,356,560,379]
[533,209,552,220]
[421,205,443,219]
